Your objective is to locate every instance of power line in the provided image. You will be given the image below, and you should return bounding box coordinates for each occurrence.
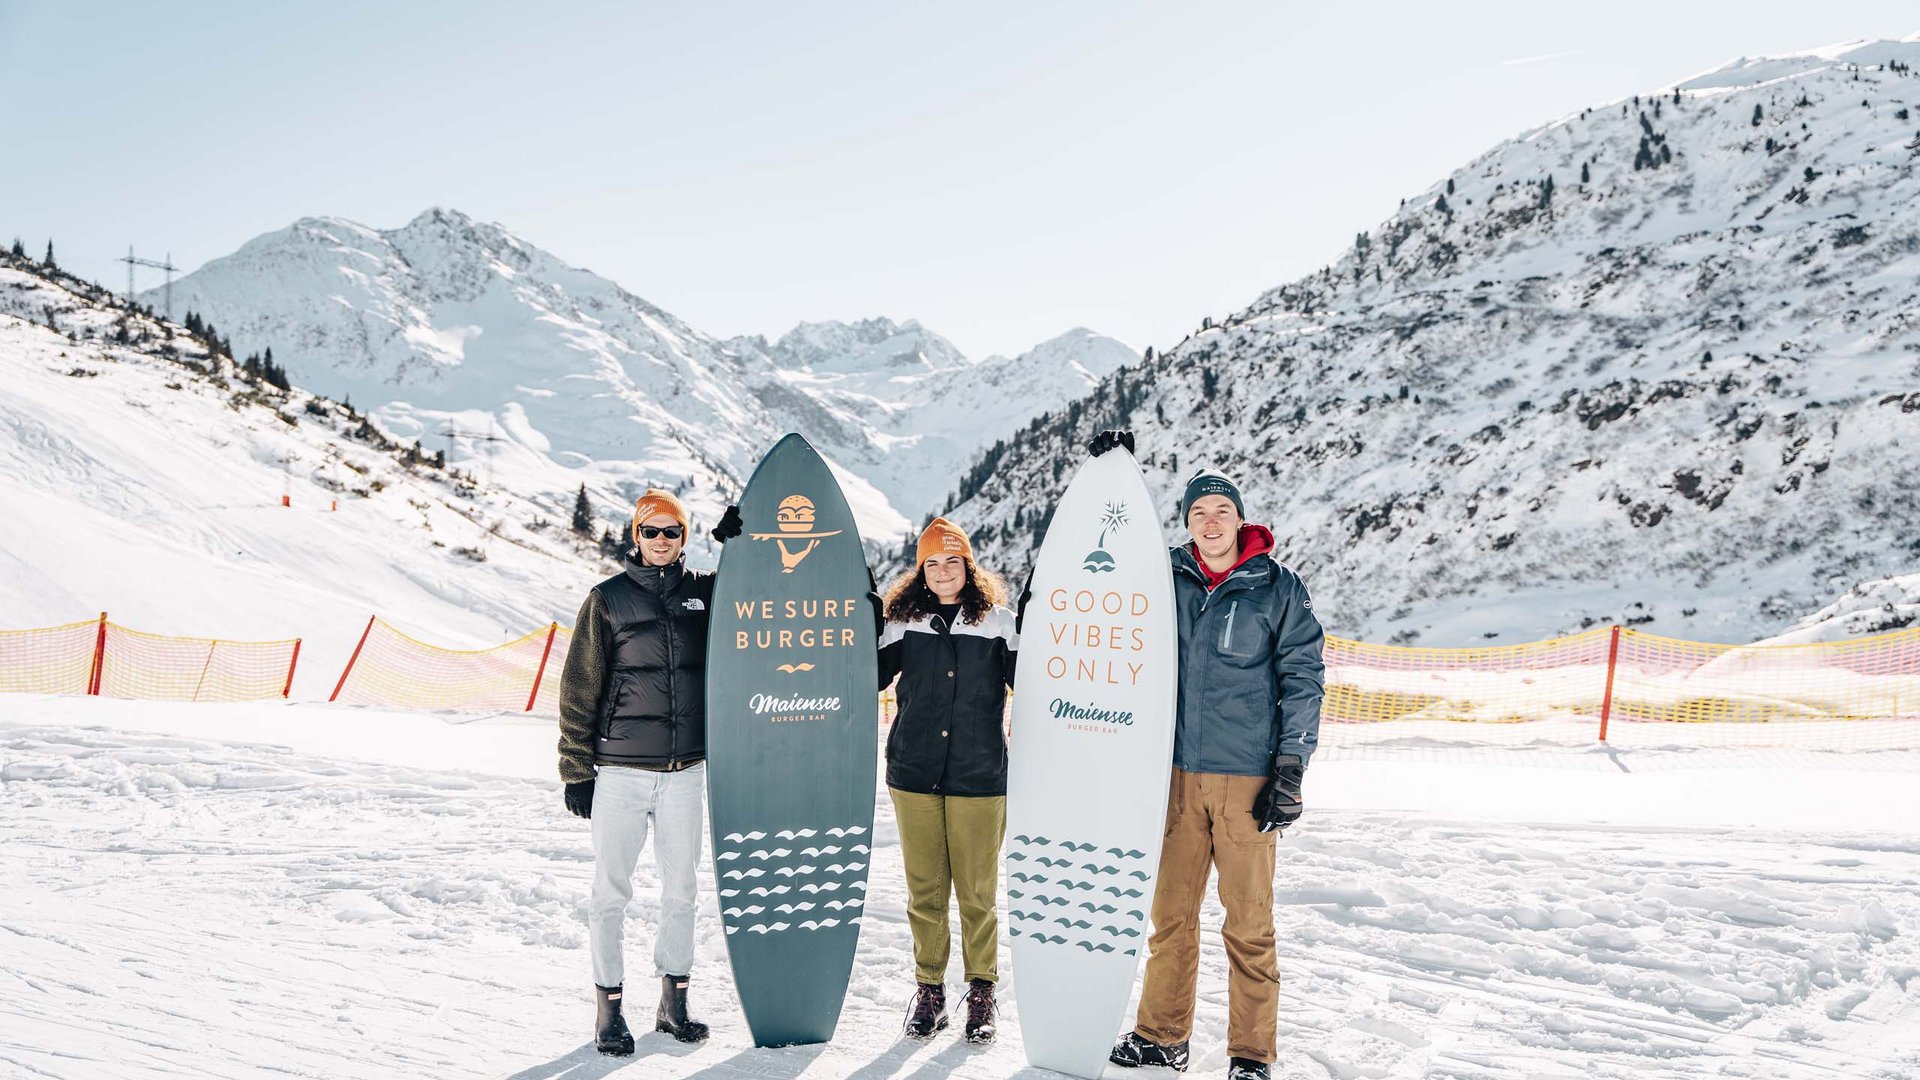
[118,247,179,321]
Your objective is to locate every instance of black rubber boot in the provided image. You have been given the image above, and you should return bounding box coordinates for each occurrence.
[656,974,710,1043]
[1227,1058,1271,1080]
[903,982,949,1039]
[594,984,634,1056]
[962,979,997,1044]
[1108,1031,1190,1071]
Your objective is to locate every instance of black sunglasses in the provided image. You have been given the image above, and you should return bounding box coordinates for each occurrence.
[638,525,685,540]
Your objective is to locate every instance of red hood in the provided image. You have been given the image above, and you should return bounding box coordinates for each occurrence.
[1189,523,1274,589]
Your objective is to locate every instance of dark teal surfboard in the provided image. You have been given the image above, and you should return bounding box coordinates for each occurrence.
[706,433,878,1047]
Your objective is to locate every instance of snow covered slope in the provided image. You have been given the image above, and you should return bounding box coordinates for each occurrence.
[5,699,1919,1079]
[152,212,1134,527]
[1766,569,1920,643]
[0,252,634,694]
[943,39,1920,645]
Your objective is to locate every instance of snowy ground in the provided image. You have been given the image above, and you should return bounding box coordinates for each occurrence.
[4,698,1919,1079]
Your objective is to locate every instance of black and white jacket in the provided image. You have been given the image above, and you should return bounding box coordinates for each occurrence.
[878,606,1019,797]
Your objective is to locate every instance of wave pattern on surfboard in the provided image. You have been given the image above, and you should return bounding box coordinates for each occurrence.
[1003,833,1148,957]
[717,823,870,937]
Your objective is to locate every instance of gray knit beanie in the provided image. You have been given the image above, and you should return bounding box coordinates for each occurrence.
[1181,468,1245,520]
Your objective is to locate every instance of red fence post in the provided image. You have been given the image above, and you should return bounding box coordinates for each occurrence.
[1598,625,1622,743]
[330,616,377,703]
[86,612,108,696]
[283,639,303,699]
[525,623,559,713]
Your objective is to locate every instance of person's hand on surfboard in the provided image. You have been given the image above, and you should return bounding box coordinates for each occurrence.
[1252,754,1304,833]
[711,504,744,544]
[1087,429,1134,458]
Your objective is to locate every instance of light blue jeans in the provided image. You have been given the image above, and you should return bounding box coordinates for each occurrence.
[588,763,706,988]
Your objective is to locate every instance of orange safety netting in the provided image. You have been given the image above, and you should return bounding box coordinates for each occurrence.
[1322,626,1920,750]
[329,617,570,713]
[1324,629,1614,732]
[0,617,100,695]
[891,625,1920,750]
[97,623,299,702]
[0,616,299,701]
[1604,627,1920,749]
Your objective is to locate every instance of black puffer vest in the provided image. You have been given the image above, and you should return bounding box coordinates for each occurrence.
[593,557,714,770]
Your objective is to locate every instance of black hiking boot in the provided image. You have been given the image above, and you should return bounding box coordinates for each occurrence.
[656,974,710,1043]
[1108,1030,1190,1071]
[1227,1058,1270,1080]
[594,984,634,1056]
[962,979,997,1044]
[903,982,949,1040]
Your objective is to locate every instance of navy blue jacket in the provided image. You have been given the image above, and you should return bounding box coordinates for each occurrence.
[1170,541,1325,775]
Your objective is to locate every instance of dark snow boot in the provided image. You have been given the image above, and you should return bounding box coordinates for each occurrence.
[655,974,709,1043]
[1108,1030,1190,1071]
[962,979,997,1044]
[594,984,634,1056]
[1227,1058,1271,1080]
[903,982,949,1040]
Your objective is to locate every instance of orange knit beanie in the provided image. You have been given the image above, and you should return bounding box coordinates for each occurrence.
[631,488,690,543]
[916,517,974,567]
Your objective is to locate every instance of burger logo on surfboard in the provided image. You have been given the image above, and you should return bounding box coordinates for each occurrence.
[751,493,844,573]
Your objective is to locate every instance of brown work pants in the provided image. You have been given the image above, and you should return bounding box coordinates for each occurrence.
[1133,768,1278,1063]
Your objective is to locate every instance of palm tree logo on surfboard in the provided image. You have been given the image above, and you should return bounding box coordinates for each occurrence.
[751,494,844,573]
[1082,501,1127,574]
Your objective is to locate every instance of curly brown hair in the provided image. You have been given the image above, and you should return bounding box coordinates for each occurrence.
[883,558,1008,626]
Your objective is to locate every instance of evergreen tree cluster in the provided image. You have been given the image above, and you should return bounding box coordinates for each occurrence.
[1632,110,1673,170]
[181,311,234,360]
[240,347,291,391]
[394,439,447,470]
[571,484,593,536]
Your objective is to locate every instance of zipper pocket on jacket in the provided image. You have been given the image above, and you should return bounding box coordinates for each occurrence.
[1221,601,1238,652]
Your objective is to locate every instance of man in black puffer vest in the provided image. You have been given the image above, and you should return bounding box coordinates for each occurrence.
[556,488,743,1055]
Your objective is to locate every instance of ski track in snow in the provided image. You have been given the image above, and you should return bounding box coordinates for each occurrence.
[3,711,1920,1080]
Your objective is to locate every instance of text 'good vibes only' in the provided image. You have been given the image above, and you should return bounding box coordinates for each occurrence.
[1043,588,1152,686]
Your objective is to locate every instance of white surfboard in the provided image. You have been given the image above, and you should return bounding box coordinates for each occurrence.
[1007,448,1179,1078]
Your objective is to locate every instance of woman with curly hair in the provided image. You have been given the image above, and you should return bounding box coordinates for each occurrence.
[878,517,1019,1045]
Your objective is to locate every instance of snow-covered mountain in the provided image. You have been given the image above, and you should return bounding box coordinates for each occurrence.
[732,320,1135,542]
[0,248,627,694]
[144,209,858,538]
[150,211,1135,530]
[942,37,1920,645]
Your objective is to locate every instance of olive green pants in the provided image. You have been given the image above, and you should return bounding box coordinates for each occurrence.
[888,788,1005,985]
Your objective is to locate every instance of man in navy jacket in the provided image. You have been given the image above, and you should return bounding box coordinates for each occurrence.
[1093,434,1325,1080]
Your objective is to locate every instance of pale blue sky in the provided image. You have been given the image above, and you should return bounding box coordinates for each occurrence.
[3,2,1916,358]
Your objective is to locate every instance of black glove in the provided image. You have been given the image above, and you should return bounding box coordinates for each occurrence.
[1250,754,1303,834]
[711,504,743,544]
[1014,584,1033,633]
[564,778,595,819]
[867,591,885,638]
[1087,429,1135,458]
